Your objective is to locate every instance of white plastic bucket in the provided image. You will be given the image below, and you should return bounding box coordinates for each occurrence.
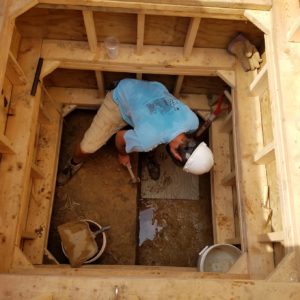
[197,244,242,272]
[61,219,107,264]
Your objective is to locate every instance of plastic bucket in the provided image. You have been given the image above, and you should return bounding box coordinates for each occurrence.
[61,219,107,264]
[197,244,242,272]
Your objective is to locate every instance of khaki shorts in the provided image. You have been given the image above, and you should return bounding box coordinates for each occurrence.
[80,91,127,153]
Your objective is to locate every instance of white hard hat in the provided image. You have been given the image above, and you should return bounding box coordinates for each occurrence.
[183,142,214,175]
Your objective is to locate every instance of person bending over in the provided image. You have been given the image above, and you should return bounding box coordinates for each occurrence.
[57,78,214,186]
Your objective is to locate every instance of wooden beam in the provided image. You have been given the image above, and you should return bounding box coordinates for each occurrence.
[216,70,236,88]
[31,163,45,180]
[62,104,77,117]
[0,133,15,154]
[228,252,248,274]
[41,40,235,76]
[234,58,274,278]
[183,17,201,58]
[2,273,300,300]
[9,0,38,19]
[224,89,233,103]
[23,95,63,264]
[136,13,145,55]
[48,87,210,112]
[0,0,14,94]
[82,10,98,53]
[220,111,233,133]
[267,252,298,282]
[254,142,275,165]
[21,231,37,240]
[287,17,300,42]
[94,71,105,98]
[258,231,284,243]
[210,118,235,244]
[249,64,268,97]
[37,0,272,11]
[0,38,42,272]
[173,75,184,97]
[5,52,28,85]
[221,171,235,186]
[11,247,33,270]
[39,104,52,124]
[40,60,60,79]
[244,10,271,34]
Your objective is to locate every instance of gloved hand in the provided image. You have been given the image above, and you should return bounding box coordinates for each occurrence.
[227,34,262,71]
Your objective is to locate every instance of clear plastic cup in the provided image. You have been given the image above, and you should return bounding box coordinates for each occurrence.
[104,36,119,59]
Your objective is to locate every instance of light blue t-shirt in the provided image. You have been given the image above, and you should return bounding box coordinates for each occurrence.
[112,79,199,153]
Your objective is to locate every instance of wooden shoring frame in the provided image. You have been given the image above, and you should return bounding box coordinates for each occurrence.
[0,0,300,297]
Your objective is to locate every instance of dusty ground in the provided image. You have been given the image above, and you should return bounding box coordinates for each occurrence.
[48,109,213,267]
[48,109,138,265]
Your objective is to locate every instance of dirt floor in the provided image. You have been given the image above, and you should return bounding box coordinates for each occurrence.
[48,109,213,267]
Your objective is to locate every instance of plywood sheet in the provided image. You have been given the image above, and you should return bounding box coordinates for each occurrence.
[141,145,199,200]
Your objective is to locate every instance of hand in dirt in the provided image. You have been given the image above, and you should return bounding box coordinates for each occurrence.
[118,153,131,167]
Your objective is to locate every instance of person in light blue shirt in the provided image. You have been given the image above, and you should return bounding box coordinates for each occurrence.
[57,79,201,185]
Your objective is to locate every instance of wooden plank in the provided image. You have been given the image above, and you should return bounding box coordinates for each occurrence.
[254,142,275,165]
[31,163,45,180]
[2,273,300,300]
[40,60,60,79]
[258,231,284,243]
[94,71,105,98]
[9,0,38,18]
[244,10,272,34]
[267,252,298,282]
[82,10,98,53]
[11,247,34,269]
[221,171,235,186]
[210,118,235,244]
[39,104,52,124]
[18,265,249,279]
[216,70,236,88]
[0,133,15,154]
[224,89,233,103]
[38,0,272,11]
[249,63,268,97]
[23,95,63,264]
[183,17,201,58]
[41,40,235,76]
[173,75,184,97]
[0,38,42,272]
[10,26,21,58]
[22,231,37,240]
[225,237,241,244]
[234,59,274,278]
[62,104,77,117]
[220,111,232,133]
[136,13,145,55]
[228,252,248,274]
[5,52,28,85]
[48,87,210,112]
[287,16,300,42]
[0,0,14,95]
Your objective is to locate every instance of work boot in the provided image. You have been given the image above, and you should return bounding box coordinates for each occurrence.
[145,152,160,180]
[57,158,83,186]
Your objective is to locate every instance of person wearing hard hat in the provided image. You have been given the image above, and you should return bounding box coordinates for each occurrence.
[57,79,214,186]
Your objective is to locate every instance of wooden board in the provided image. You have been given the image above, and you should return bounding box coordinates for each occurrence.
[23,93,62,264]
[0,38,42,272]
[1,273,300,300]
[16,7,264,49]
[141,145,199,200]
